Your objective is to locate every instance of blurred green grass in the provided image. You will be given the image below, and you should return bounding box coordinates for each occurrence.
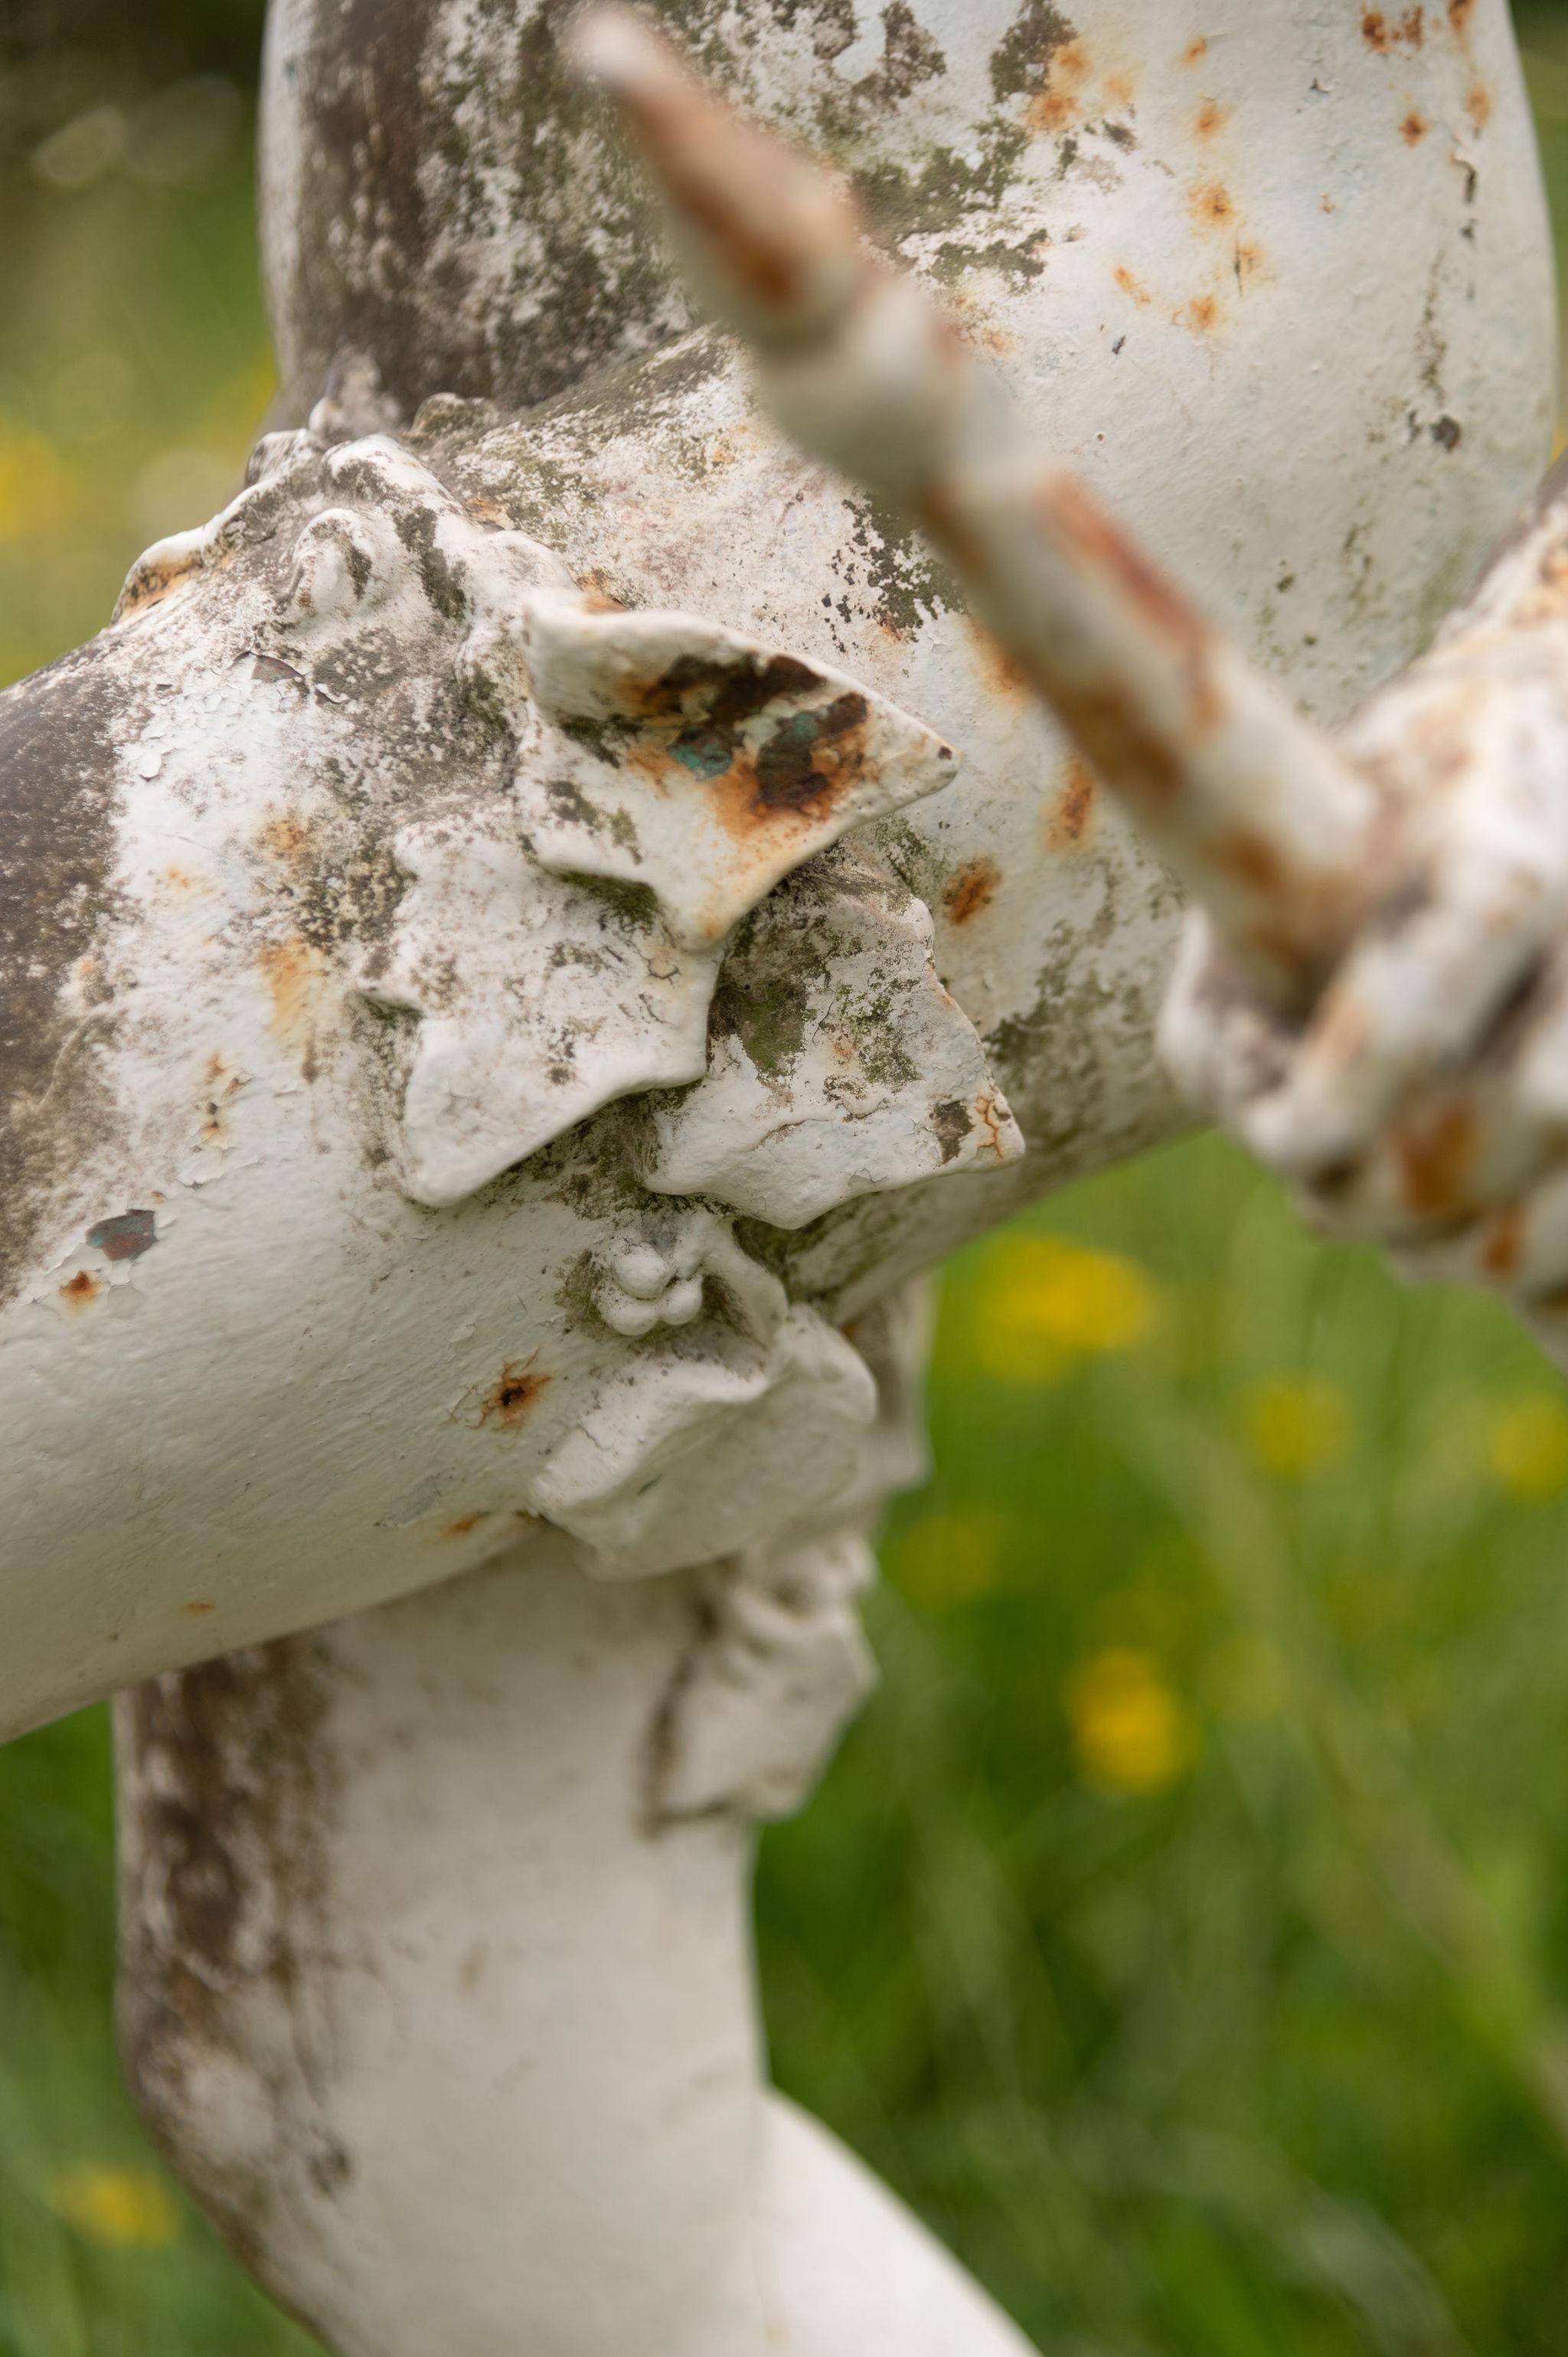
[8,5,1568,2352]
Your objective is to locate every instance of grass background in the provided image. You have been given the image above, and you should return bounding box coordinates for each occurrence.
[6,5,1568,2350]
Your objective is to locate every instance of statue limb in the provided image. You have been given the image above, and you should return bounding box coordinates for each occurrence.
[115,1526,1034,2355]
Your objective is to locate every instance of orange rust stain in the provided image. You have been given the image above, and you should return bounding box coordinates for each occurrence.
[1396,1101,1475,1219]
[1448,0,1475,33]
[943,857,1001,926]
[656,138,805,311]
[1181,36,1208,65]
[443,1512,487,1538]
[1102,68,1137,111]
[164,865,200,892]
[1194,98,1227,140]
[1481,1205,1525,1280]
[1027,36,1090,132]
[1181,293,1221,335]
[1114,263,1152,306]
[1215,830,1286,896]
[969,623,1030,701]
[257,937,324,1051]
[1363,5,1425,48]
[1236,240,1266,281]
[1401,110,1429,143]
[1321,193,1337,213]
[182,1600,215,1619]
[1049,757,1099,851]
[259,813,309,862]
[60,1270,101,1308]
[1043,476,1212,662]
[479,1361,551,1431]
[1191,180,1236,232]
[1465,80,1491,130]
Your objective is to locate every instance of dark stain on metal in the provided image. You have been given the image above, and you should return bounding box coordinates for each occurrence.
[0,645,124,1313]
[1396,1100,1476,1218]
[931,1098,972,1162]
[116,1640,337,2290]
[479,1359,552,1428]
[89,1208,158,1262]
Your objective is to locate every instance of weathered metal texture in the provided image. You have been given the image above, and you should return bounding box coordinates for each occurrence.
[583,6,1568,1361]
[0,2,1548,1741]
[41,5,1554,2351]
[116,1532,1037,2357]
[1161,453,1568,1346]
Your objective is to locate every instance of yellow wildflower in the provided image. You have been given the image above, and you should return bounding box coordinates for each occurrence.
[49,2164,180,2251]
[1243,1377,1349,1479]
[973,1235,1160,1383]
[1063,1647,1199,1793]
[891,1510,1011,1609]
[1486,1394,1568,1500]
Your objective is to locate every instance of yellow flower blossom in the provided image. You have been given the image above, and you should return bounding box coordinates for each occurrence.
[973,1236,1160,1383]
[891,1510,1011,1609]
[49,2164,180,2251]
[1243,1377,1349,1480]
[1486,1394,1568,1500]
[1063,1648,1199,1793]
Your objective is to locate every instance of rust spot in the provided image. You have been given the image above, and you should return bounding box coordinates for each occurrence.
[164,865,199,892]
[1191,180,1236,231]
[1448,0,1474,33]
[256,937,325,1064]
[258,814,309,863]
[1181,293,1221,334]
[622,651,886,838]
[969,623,1030,701]
[88,1208,157,1262]
[1114,263,1152,306]
[1181,36,1207,65]
[943,857,1001,926]
[1194,98,1227,139]
[1027,34,1090,131]
[479,1360,551,1430]
[443,1511,486,1538]
[1401,110,1428,144]
[1396,1100,1475,1219]
[637,107,809,312]
[1465,80,1491,131]
[1215,830,1286,896]
[60,1269,101,1306]
[182,1600,215,1619]
[1481,1205,1525,1280]
[1042,475,1213,663]
[1102,68,1137,110]
[1363,6,1425,48]
[1049,756,1098,850]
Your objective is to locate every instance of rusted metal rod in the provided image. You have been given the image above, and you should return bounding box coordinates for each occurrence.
[572,4,1380,1000]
